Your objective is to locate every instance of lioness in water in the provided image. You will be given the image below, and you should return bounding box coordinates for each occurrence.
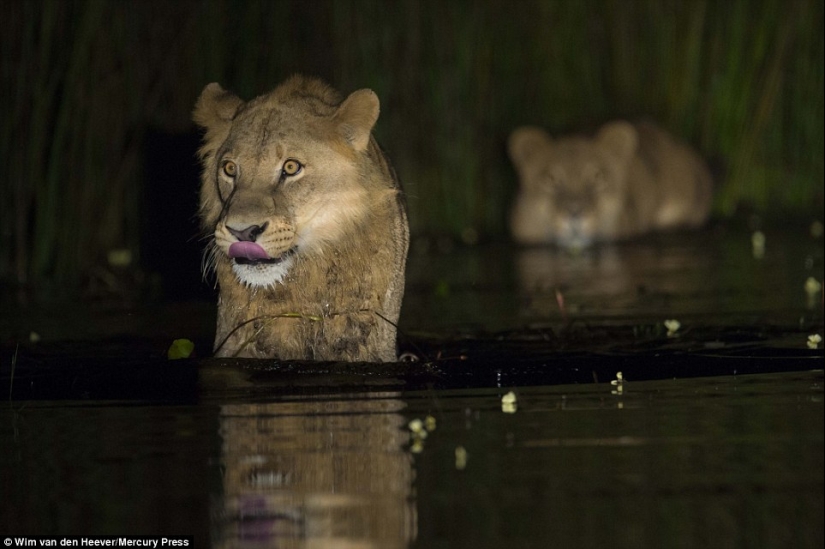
[193,75,409,361]
[508,121,712,249]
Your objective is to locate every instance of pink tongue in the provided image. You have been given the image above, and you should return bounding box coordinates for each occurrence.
[228,241,270,260]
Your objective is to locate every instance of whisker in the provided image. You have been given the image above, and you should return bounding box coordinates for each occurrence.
[201,243,220,283]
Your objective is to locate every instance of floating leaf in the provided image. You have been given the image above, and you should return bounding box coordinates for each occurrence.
[168,338,195,360]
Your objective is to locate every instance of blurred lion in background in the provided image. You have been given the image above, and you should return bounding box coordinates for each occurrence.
[508,121,713,249]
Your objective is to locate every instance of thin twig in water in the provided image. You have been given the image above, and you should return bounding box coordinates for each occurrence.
[555,287,568,323]
[214,309,435,362]
[373,311,432,363]
[214,309,373,357]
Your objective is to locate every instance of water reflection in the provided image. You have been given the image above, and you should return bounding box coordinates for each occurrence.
[511,227,820,322]
[400,225,822,335]
[213,394,416,548]
[515,246,634,318]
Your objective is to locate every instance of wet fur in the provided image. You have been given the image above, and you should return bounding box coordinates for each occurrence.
[193,75,409,361]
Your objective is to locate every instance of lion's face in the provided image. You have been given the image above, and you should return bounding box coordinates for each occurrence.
[194,77,379,288]
[509,122,638,249]
[209,110,365,288]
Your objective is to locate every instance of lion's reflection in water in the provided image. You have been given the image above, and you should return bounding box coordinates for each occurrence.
[213,393,416,549]
[515,240,710,321]
[516,246,633,318]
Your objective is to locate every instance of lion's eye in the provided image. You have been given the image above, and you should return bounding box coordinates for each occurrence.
[222,160,237,178]
[282,159,303,177]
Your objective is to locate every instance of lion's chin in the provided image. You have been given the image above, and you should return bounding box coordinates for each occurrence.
[230,254,295,288]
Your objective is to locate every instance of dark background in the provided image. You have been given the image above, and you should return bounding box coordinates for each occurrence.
[1,0,822,300]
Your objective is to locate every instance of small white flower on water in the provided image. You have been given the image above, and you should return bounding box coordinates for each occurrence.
[424,415,437,432]
[410,439,424,454]
[408,418,429,452]
[664,319,681,337]
[611,372,626,395]
[501,391,518,414]
[804,277,822,296]
[751,231,766,259]
[808,334,822,349]
[455,446,468,470]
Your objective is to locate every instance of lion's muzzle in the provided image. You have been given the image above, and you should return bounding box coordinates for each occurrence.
[218,218,298,285]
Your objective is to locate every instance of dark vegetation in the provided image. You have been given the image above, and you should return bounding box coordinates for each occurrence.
[1,0,822,295]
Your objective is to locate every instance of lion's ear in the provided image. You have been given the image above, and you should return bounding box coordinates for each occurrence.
[193,83,243,130]
[508,127,551,172]
[596,121,638,161]
[335,89,379,151]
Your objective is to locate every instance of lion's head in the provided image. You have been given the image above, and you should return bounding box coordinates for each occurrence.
[508,121,639,249]
[193,75,382,288]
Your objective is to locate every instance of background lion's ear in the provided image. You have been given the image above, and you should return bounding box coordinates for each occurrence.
[508,127,550,171]
[192,83,243,129]
[335,89,380,151]
[596,121,638,161]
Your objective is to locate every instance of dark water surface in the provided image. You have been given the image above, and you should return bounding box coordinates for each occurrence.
[1,223,823,547]
[1,372,822,548]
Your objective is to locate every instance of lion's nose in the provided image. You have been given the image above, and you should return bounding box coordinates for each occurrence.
[227,222,269,242]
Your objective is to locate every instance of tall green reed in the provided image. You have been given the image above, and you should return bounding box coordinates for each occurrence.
[1,0,821,292]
